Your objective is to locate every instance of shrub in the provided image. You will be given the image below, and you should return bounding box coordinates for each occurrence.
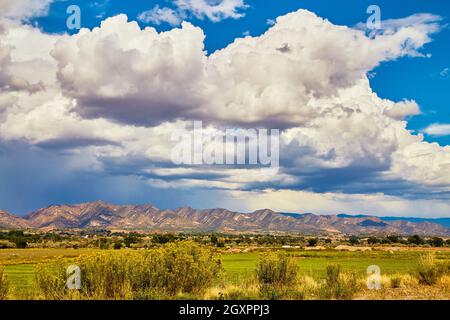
[113,242,122,250]
[222,288,248,300]
[210,234,218,245]
[318,265,359,300]
[34,241,223,300]
[296,275,319,298]
[216,241,225,248]
[13,237,28,249]
[0,266,9,300]
[307,238,318,247]
[256,253,298,299]
[407,235,424,245]
[415,254,448,285]
[336,272,359,299]
[429,237,444,247]
[35,260,71,300]
[386,235,401,244]
[348,236,360,245]
[144,242,223,297]
[325,265,341,287]
[0,240,15,249]
[152,234,176,244]
[390,276,401,288]
[96,238,109,249]
[397,274,419,288]
[367,237,379,245]
[124,235,140,248]
[213,278,260,300]
[256,253,298,288]
[438,275,450,290]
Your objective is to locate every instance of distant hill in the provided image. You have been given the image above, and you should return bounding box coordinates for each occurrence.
[0,210,29,229]
[0,202,449,236]
[337,214,450,229]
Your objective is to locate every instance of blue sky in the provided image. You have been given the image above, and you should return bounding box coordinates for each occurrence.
[33,0,450,145]
[0,0,449,216]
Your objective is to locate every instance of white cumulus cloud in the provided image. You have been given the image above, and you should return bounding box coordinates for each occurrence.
[137,0,248,26]
[0,9,449,215]
[0,0,53,21]
[174,0,248,22]
[138,5,184,26]
[423,123,450,137]
[50,10,440,127]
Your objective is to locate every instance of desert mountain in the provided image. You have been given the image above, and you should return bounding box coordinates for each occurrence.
[0,201,448,236]
[0,210,30,229]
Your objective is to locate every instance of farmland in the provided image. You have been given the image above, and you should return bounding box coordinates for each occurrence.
[222,249,449,283]
[1,245,449,300]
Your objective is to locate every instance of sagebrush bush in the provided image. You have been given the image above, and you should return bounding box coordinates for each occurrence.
[325,265,341,287]
[256,253,298,287]
[34,261,67,300]
[317,265,360,300]
[219,286,259,300]
[34,241,223,300]
[390,276,402,288]
[256,253,298,299]
[415,254,449,286]
[437,275,450,290]
[0,266,9,300]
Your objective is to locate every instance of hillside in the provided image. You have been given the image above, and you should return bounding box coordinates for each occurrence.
[0,201,448,236]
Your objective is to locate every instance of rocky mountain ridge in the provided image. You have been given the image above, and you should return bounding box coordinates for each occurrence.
[0,201,448,236]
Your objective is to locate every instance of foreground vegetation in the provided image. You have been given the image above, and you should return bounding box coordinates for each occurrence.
[1,230,449,300]
[33,242,222,300]
[0,238,449,300]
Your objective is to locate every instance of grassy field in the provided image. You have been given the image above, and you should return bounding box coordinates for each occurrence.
[3,247,449,294]
[0,248,102,295]
[222,249,450,284]
[0,248,101,265]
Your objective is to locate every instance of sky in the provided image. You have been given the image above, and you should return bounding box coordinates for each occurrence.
[0,0,449,217]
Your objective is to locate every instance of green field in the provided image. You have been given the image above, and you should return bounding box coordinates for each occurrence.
[2,247,450,298]
[222,249,450,283]
[3,248,445,285]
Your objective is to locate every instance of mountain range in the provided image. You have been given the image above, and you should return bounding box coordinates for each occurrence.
[337,214,450,229]
[0,201,449,236]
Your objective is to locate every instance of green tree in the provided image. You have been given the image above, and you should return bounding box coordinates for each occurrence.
[307,238,318,247]
[124,234,139,248]
[97,238,109,249]
[153,234,176,244]
[216,241,225,248]
[386,235,401,243]
[429,237,444,247]
[408,235,424,245]
[349,236,360,245]
[13,237,27,249]
[210,234,218,245]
